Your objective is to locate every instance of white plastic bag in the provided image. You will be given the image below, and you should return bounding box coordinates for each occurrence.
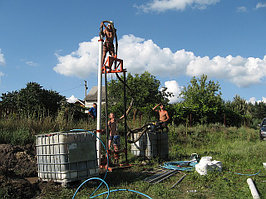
[195,156,222,175]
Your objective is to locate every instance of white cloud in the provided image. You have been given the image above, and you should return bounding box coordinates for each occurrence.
[118,35,194,76]
[163,80,182,103]
[53,34,266,88]
[248,97,266,104]
[248,97,256,105]
[0,72,4,85]
[0,50,5,84]
[136,0,220,12]
[0,49,5,66]
[237,6,247,12]
[53,37,99,78]
[186,55,266,87]
[26,61,38,67]
[256,2,266,9]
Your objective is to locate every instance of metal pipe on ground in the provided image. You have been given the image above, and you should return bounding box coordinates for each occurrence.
[148,170,177,184]
[171,173,187,189]
[152,170,179,184]
[144,170,169,182]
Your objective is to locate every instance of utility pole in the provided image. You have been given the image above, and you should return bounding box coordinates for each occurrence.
[84,80,88,98]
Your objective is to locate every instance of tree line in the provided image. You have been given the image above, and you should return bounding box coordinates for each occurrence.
[107,72,265,128]
[0,73,265,127]
[0,82,86,121]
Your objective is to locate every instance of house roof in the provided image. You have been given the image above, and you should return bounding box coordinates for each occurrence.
[67,95,85,106]
[84,86,106,102]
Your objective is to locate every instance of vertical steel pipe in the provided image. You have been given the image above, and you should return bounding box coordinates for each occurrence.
[123,71,128,162]
[104,69,109,149]
[96,37,103,166]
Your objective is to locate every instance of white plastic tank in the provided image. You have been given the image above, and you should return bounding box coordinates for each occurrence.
[131,127,168,159]
[36,131,98,186]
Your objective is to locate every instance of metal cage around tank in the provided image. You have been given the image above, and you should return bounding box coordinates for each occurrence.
[131,125,169,160]
[36,131,98,186]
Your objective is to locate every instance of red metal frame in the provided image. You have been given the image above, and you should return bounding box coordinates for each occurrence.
[102,56,125,74]
[100,55,130,172]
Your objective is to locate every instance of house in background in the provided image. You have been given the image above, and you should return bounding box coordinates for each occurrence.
[67,95,85,107]
[84,86,106,110]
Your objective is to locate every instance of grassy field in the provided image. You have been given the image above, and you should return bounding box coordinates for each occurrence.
[34,124,266,199]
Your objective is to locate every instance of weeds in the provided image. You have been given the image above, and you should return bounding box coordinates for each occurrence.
[0,118,265,198]
[0,116,97,145]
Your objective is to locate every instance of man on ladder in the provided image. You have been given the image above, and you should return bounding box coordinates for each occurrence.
[100,21,116,67]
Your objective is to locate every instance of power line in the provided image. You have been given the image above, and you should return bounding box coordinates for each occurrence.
[59,83,83,94]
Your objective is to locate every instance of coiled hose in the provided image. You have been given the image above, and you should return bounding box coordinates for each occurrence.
[71,129,152,199]
[161,161,198,171]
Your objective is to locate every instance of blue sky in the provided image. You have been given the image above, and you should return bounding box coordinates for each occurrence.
[0,0,265,104]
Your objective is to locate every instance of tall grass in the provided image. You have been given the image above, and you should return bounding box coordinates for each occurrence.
[0,115,97,145]
[0,116,265,198]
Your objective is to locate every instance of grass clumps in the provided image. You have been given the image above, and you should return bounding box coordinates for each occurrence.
[0,118,265,198]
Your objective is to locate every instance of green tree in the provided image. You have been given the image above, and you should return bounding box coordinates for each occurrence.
[247,101,266,128]
[108,71,169,120]
[176,74,223,125]
[0,82,65,118]
[223,101,242,127]
[251,102,266,120]
[0,91,18,115]
[230,95,252,126]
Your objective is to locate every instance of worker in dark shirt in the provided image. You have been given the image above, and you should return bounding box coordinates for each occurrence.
[88,103,97,120]
[108,112,124,164]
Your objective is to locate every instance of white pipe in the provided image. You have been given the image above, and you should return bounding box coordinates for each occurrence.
[247,178,260,199]
[96,37,103,166]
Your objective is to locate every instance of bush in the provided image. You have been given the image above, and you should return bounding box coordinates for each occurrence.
[0,129,33,146]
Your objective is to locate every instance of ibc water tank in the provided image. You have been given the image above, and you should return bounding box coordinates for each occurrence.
[36,131,98,186]
[131,125,168,159]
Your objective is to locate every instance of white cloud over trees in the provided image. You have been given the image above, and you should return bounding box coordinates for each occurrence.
[53,34,266,88]
[248,97,266,104]
[163,80,182,103]
[256,2,266,9]
[136,0,220,12]
[0,49,5,66]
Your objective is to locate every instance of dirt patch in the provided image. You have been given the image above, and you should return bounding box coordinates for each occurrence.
[36,180,63,198]
[0,175,38,199]
[0,144,37,177]
[0,144,39,198]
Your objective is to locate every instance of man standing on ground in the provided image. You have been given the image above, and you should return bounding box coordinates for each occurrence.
[152,103,170,127]
[88,103,97,120]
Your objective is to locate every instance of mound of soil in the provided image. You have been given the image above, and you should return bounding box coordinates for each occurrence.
[0,175,38,199]
[0,144,37,177]
[0,144,39,198]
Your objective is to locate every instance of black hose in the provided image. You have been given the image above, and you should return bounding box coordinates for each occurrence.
[127,123,152,143]
[115,73,132,93]
[127,128,147,144]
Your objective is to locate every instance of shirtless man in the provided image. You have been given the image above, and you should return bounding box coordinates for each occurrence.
[108,112,124,164]
[152,103,170,127]
[100,22,116,66]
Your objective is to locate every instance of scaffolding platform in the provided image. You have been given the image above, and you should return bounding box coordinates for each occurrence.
[102,56,126,74]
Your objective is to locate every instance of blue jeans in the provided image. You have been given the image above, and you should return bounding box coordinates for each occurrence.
[109,135,120,146]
